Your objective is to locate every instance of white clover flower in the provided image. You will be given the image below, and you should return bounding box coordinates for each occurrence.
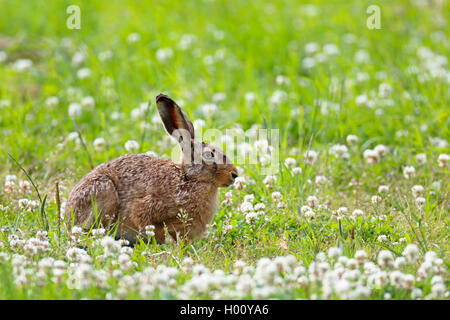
[378,83,392,98]
[354,250,367,265]
[212,92,226,103]
[355,94,368,106]
[284,157,296,168]
[269,90,288,105]
[374,144,388,157]
[0,50,7,63]
[45,96,59,108]
[292,167,302,175]
[323,43,340,56]
[12,58,33,72]
[271,192,282,202]
[127,32,141,43]
[315,175,327,185]
[377,250,394,268]
[352,209,364,217]
[244,194,255,203]
[304,150,318,164]
[306,196,319,208]
[302,57,316,69]
[329,144,349,159]
[403,166,416,179]
[81,96,95,108]
[377,235,388,243]
[411,288,422,299]
[245,211,258,224]
[275,75,290,86]
[437,154,449,168]
[77,67,92,79]
[68,102,82,118]
[336,207,348,216]
[244,92,256,105]
[400,244,419,264]
[93,137,106,151]
[363,149,380,164]
[240,201,254,213]
[371,195,382,204]
[328,247,342,259]
[125,140,139,152]
[254,203,265,211]
[305,42,320,54]
[200,103,218,117]
[156,47,174,62]
[413,197,426,210]
[378,185,389,193]
[415,153,427,165]
[411,185,424,198]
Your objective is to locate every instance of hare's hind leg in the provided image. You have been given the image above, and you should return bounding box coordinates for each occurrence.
[66,175,120,231]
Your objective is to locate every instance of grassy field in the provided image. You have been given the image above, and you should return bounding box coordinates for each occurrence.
[0,0,448,299]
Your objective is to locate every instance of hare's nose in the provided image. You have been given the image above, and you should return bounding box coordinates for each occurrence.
[231,172,238,180]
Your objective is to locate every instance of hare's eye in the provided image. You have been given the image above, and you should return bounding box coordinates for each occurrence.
[203,151,214,159]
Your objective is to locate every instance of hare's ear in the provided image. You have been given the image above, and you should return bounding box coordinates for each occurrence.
[156,93,195,141]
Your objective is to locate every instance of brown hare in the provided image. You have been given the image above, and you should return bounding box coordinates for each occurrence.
[65,93,238,244]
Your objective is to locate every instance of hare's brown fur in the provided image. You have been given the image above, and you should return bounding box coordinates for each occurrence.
[65,94,238,244]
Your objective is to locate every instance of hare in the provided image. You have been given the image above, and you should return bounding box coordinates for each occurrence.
[65,93,238,244]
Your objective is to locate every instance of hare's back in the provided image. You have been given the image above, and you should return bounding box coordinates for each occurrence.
[95,154,183,195]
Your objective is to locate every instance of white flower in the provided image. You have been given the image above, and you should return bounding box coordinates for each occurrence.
[374,144,388,157]
[245,92,256,104]
[402,244,419,263]
[77,68,92,79]
[328,247,342,259]
[200,103,218,117]
[302,57,316,69]
[45,96,59,108]
[415,197,426,208]
[437,154,449,168]
[315,175,327,185]
[125,140,139,152]
[377,235,388,243]
[240,202,254,213]
[403,166,416,179]
[127,32,141,43]
[12,59,33,71]
[292,167,302,175]
[68,103,82,118]
[245,211,259,224]
[329,144,349,159]
[271,192,282,202]
[377,250,394,268]
[411,185,424,198]
[352,209,364,217]
[323,43,339,56]
[276,75,290,85]
[305,42,320,54]
[284,157,296,168]
[378,185,389,193]
[156,48,174,62]
[415,153,427,165]
[81,96,95,108]
[371,195,382,204]
[93,138,106,151]
[269,90,288,105]
[363,149,380,164]
[378,83,392,98]
[306,196,319,208]
[212,92,226,102]
[336,207,348,216]
[243,194,255,203]
[304,150,318,164]
[355,94,368,106]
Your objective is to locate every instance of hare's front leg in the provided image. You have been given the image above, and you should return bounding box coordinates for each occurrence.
[66,175,120,231]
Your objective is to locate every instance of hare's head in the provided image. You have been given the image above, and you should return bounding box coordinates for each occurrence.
[156,93,238,187]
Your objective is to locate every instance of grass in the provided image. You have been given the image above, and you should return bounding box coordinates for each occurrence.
[0,0,448,299]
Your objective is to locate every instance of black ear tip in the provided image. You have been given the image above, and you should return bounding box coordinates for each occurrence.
[156,93,170,102]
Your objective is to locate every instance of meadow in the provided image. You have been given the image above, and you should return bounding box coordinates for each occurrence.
[0,0,448,300]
